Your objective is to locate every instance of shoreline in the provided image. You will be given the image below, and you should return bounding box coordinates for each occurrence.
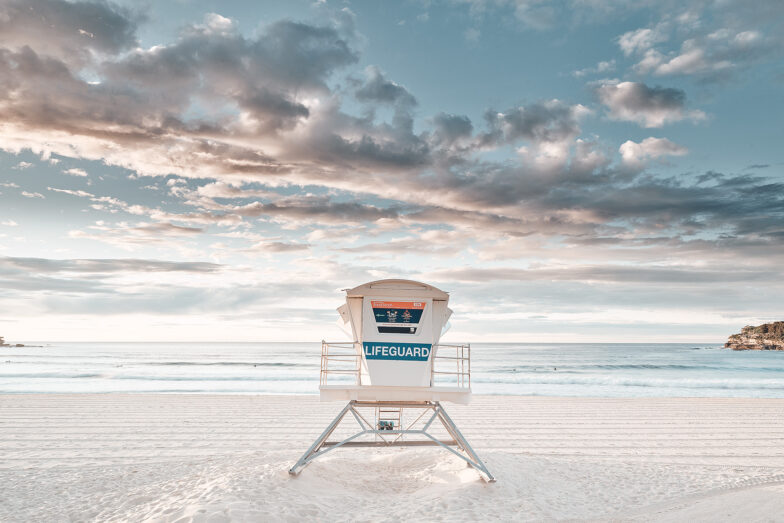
[2,394,784,521]
[4,390,784,399]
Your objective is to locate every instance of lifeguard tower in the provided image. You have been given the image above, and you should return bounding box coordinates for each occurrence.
[289,279,494,481]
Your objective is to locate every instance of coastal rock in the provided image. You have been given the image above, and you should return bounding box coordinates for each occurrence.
[0,336,24,348]
[725,322,784,350]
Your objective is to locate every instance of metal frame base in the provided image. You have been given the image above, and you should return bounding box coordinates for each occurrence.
[288,400,495,482]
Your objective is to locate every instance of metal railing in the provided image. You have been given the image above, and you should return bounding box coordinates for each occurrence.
[319,340,471,389]
[431,343,471,389]
[320,341,361,386]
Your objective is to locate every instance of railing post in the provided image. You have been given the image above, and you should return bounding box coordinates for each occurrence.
[431,345,435,387]
[356,340,361,386]
[467,344,471,388]
[456,345,460,386]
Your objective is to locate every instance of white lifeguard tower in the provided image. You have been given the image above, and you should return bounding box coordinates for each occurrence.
[289,279,494,481]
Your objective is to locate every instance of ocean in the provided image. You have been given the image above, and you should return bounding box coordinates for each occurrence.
[2,342,784,397]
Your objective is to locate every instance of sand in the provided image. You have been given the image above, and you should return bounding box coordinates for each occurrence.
[1,395,784,522]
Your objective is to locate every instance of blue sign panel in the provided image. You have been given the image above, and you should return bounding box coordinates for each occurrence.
[363,342,432,361]
[371,300,425,324]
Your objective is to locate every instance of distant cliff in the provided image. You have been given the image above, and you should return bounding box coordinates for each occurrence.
[725,322,784,350]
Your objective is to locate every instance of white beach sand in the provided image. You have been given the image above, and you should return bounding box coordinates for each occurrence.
[1,394,784,522]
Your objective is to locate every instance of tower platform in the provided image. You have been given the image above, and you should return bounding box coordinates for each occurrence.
[319,385,471,404]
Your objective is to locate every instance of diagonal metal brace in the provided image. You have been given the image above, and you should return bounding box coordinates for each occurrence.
[288,400,495,482]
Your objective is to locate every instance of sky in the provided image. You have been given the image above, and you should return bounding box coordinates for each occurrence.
[0,0,782,343]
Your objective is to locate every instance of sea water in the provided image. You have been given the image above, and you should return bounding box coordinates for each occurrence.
[2,342,784,397]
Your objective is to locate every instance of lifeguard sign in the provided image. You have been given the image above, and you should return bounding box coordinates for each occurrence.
[289,279,495,482]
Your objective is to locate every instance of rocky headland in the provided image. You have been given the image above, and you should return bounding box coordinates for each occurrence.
[725,322,784,350]
[0,336,26,348]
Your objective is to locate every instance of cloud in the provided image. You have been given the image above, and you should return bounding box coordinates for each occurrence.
[355,66,417,107]
[230,197,401,225]
[335,230,471,257]
[21,191,45,198]
[619,137,688,168]
[618,27,667,56]
[595,81,705,128]
[194,182,277,200]
[0,6,361,184]
[0,255,224,299]
[68,221,204,248]
[483,99,590,144]
[451,0,650,31]
[1,220,18,226]
[426,264,776,284]
[572,59,615,78]
[0,0,140,66]
[635,30,773,80]
[100,15,358,135]
[616,8,780,83]
[248,241,310,253]
[0,256,222,274]
[431,113,474,145]
[63,167,88,177]
[473,100,593,172]
[47,187,94,198]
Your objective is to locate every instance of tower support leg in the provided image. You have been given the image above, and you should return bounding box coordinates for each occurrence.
[434,402,495,482]
[288,400,495,482]
[288,401,353,475]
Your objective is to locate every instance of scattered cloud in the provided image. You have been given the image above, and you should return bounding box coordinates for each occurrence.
[619,137,688,169]
[634,30,772,80]
[572,59,615,78]
[426,264,776,284]
[63,167,88,177]
[618,27,667,57]
[0,256,222,274]
[452,0,649,31]
[47,187,94,198]
[595,81,705,128]
[0,0,140,66]
[68,221,204,249]
[481,99,590,157]
[616,8,781,82]
[355,66,417,107]
[20,191,45,199]
[248,241,310,253]
[431,112,474,146]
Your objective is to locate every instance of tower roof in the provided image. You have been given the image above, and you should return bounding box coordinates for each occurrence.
[344,279,449,300]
